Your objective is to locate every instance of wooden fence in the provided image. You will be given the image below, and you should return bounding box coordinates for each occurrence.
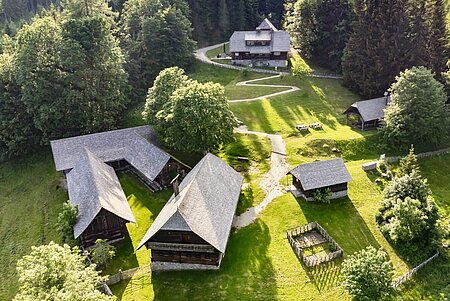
[287,221,344,267]
[391,250,440,289]
[106,265,152,286]
[387,147,450,163]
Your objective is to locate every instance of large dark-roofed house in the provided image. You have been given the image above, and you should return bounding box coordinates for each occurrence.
[51,125,188,191]
[136,153,243,271]
[288,158,352,201]
[343,95,390,130]
[229,18,290,67]
[68,149,136,248]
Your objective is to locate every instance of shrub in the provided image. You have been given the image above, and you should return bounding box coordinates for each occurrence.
[89,239,116,269]
[341,246,394,301]
[57,200,78,245]
[312,188,332,203]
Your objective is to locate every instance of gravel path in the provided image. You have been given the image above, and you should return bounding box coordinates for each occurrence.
[232,127,290,229]
[195,44,293,229]
[229,74,300,103]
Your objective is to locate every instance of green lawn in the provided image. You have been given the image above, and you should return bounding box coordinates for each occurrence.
[0,150,66,300]
[102,173,173,276]
[206,43,229,59]
[216,133,272,214]
[111,163,412,301]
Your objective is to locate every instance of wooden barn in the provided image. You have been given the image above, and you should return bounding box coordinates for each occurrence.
[343,94,390,130]
[136,153,243,271]
[50,125,189,191]
[229,18,290,67]
[288,158,352,201]
[67,149,136,248]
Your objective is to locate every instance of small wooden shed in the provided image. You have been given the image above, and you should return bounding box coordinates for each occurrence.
[288,158,352,201]
[343,95,389,130]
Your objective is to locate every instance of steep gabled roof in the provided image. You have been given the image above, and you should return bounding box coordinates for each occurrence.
[50,125,172,182]
[137,153,243,253]
[256,18,278,31]
[67,149,136,239]
[288,158,352,191]
[343,96,389,122]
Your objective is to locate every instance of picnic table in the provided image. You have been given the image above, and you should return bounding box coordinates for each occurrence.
[296,124,309,131]
[309,122,323,129]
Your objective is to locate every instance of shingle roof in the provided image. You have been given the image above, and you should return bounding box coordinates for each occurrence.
[256,18,278,31]
[50,126,170,182]
[229,29,290,53]
[137,153,243,253]
[288,158,352,191]
[344,96,389,122]
[67,149,136,239]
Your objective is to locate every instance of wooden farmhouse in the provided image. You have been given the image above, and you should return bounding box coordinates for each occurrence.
[288,158,352,201]
[50,125,188,191]
[229,18,290,67]
[136,153,243,271]
[343,94,390,130]
[50,125,190,248]
[67,149,136,248]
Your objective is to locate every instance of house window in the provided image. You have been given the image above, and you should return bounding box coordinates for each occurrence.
[274,52,280,56]
[261,41,266,46]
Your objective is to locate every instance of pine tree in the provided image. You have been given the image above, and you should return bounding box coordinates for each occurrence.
[343,0,414,98]
[424,0,449,80]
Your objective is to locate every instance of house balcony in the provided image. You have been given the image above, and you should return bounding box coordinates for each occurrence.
[147,242,216,253]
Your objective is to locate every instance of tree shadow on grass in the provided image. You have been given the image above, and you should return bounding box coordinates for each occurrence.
[296,196,381,255]
[151,220,278,301]
[291,197,382,291]
[300,258,344,292]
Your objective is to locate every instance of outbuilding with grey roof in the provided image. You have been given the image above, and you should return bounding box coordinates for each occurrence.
[288,158,352,201]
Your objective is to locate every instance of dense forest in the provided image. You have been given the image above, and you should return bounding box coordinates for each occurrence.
[0,0,285,44]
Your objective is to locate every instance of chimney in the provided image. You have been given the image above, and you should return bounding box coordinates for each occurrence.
[383,91,390,105]
[170,174,180,196]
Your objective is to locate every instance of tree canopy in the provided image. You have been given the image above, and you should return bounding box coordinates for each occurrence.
[341,246,394,301]
[284,0,354,72]
[14,242,114,301]
[120,0,195,95]
[381,66,449,149]
[143,67,236,153]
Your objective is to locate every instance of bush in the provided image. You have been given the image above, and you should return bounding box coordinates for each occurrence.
[89,239,116,269]
[312,188,332,203]
[341,246,394,301]
[237,186,254,215]
[57,200,78,245]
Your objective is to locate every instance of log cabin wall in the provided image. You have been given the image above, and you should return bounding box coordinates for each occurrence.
[79,209,128,248]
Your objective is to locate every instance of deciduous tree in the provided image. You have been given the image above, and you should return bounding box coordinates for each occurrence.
[341,246,394,301]
[14,242,114,301]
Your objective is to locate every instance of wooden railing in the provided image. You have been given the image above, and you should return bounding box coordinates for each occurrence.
[147,242,216,253]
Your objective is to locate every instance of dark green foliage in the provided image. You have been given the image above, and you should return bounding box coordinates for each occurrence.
[341,246,394,301]
[143,67,236,152]
[378,167,440,263]
[57,200,78,245]
[164,80,236,152]
[342,0,413,98]
[312,188,332,203]
[120,0,195,96]
[285,0,354,72]
[0,35,38,160]
[238,186,254,215]
[13,5,128,143]
[89,239,116,269]
[424,0,449,80]
[398,145,419,176]
[381,67,449,149]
